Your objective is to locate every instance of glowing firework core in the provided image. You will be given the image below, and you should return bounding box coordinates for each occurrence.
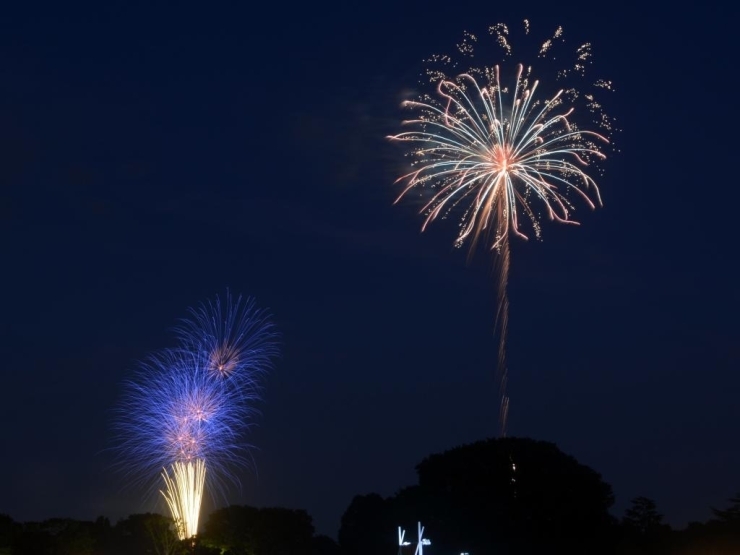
[491,144,514,173]
[209,344,239,378]
[161,459,206,541]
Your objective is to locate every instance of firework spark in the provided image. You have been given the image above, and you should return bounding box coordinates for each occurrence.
[114,294,279,540]
[161,459,206,540]
[389,21,615,435]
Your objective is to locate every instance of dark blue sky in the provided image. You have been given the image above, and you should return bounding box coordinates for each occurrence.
[1,0,736,539]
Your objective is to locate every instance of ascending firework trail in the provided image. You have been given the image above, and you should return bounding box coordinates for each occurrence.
[389,20,617,436]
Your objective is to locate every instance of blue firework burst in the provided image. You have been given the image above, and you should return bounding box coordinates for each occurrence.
[113,293,279,498]
[174,291,279,393]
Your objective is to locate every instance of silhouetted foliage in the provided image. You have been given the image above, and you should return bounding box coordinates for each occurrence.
[617,497,671,554]
[11,522,51,555]
[107,513,182,555]
[668,492,740,554]
[90,516,113,555]
[309,535,341,555]
[338,494,394,555]
[12,519,94,555]
[623,497,666,534]
[712,493,740,525]
[2,506,338,555]
[339,437,617,555]
[8,443,740,555]
[668,516,740,555]
[0,514,19,553]
[143,513,183,555]
[189,538,221,555]
[201,505,316,555]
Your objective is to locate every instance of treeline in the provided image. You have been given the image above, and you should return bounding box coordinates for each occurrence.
[0,508,339,555]
[3,437,740,554]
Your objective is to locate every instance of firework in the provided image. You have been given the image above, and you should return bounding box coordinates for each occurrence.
[174,291,279,391]
[114,294,278,540]
[161,459,206,540]
[116,352,248,481]
[389,21,615,435]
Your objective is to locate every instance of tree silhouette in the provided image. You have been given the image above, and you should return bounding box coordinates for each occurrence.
[338,494,394,555]
[623,497,667,534]
[0,514,18,553]
[619,497,671,554]
[339,437,616,555]
[108,513,183,555]
[142,513,183,555]
[12,519,94,555]
[712,493,740,525]
[201,505,315,555]
[666,495,740,555]
[309,534,341,555]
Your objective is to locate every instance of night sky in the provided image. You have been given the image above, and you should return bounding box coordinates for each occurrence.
[1,0,737,540]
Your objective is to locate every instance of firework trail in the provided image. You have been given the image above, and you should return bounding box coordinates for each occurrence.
[389,21,616,436]
[114,293,279,540]
[161,459,206,540]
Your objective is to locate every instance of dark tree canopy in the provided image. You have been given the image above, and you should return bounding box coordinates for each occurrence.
[9,513,183,555]
[201,505,316,555]
[4,507,335,555]
[309,534,342,555]
[0,514,19,551]
[102,513,181,555]
[623,497,667,534]
[338,494,394,555]
[664,494,740,555]
[712,493,740,525]
[340,437,616,555]
[12,519,95,555]
[618,497,671,555]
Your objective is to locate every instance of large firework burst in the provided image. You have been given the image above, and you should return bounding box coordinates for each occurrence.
[389,21,616,435]
[114,293,279,540]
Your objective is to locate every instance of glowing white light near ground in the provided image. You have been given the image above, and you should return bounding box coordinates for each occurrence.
[415,523,430,555]
[399,523,432,555]
[399,527,411,546]
[160,459,206,540]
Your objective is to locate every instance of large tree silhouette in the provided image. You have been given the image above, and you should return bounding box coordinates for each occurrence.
[618,496,671,554]
[340,437,616,555]
[338,494,394,555]
[623,497,666,534]
[201,505,316,555]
